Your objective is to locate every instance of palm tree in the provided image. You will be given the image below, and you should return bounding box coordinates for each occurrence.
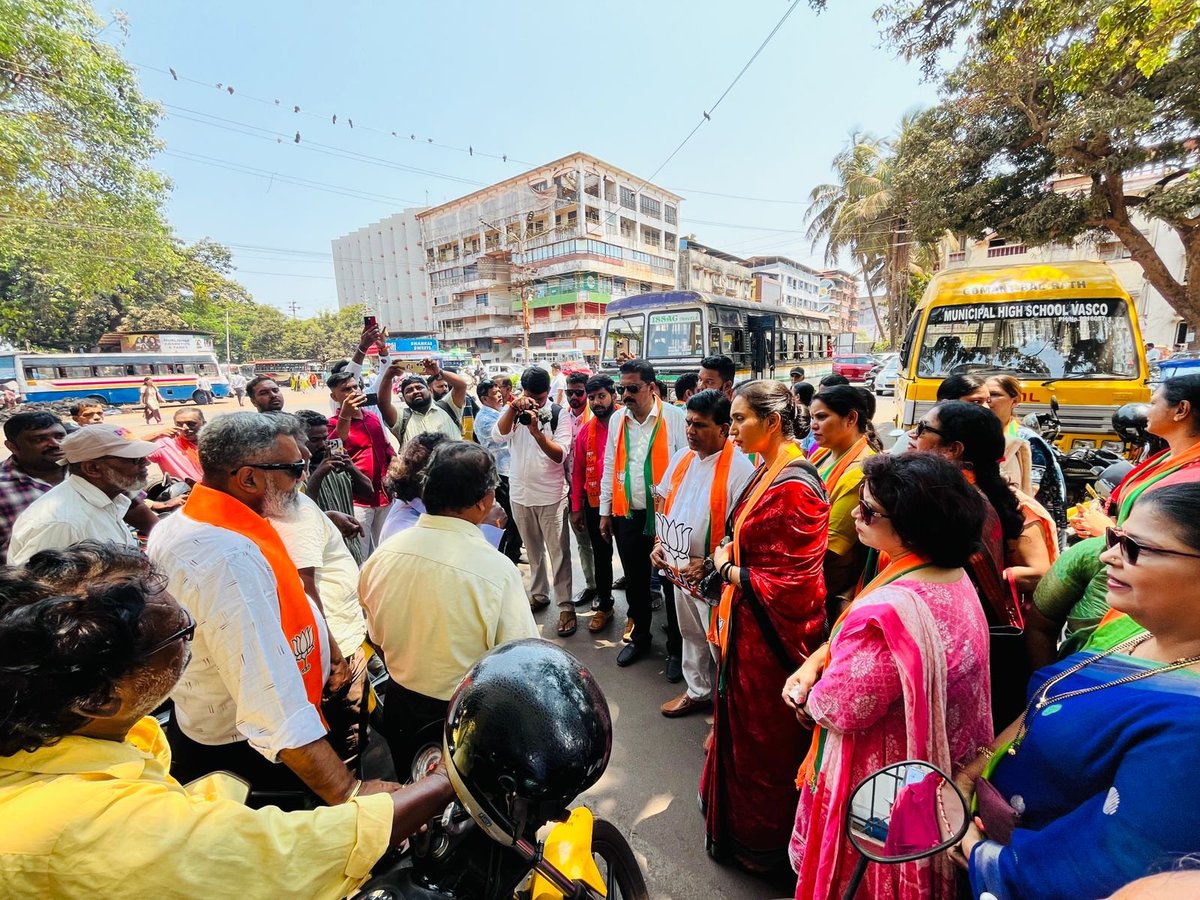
[806,122,934,348]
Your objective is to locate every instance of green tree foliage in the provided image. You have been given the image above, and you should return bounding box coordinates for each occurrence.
[873,0,1200,327]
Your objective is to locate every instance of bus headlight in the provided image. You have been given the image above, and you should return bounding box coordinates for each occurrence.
[1101,440,1125,452]
[1072,439,1097,450]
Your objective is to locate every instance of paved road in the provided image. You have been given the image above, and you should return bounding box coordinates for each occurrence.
[13,385,900,898]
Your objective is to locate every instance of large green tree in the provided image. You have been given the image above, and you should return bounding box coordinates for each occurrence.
[872,0,1200,328]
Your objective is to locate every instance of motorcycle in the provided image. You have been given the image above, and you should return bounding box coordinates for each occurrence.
[842,760,971,900]
[353,639,648,900]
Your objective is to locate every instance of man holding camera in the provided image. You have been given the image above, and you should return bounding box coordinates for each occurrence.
[377,358,467,446]
[494,367,576,635]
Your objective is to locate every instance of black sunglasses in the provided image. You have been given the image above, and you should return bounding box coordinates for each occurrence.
[857,498,890,525]
[615,384,643,395]
[233,461,308,479]
[1105,527,1200,565]
[145,609,197,656]
[565,388,587,397]
[912,421,945,439]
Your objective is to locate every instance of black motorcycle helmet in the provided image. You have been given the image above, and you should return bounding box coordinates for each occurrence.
[443,640,612,844]
[1096,461,1134,499]
[1112,403,1151,444]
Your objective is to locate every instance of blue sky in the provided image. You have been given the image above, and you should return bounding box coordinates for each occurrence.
[112,0,939,316]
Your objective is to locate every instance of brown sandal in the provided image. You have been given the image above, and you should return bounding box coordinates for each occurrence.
[557,610,577,637]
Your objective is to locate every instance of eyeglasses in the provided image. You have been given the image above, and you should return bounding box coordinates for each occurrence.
[145,609,197,656]
[912,421,945,439]
[615,384,642,395]
[233,461,308,479]
[565,389,586,397]
[1105,527,1200,565]
[857,498,890,525]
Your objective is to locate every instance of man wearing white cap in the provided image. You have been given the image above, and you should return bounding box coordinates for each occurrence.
[7,425,156,565]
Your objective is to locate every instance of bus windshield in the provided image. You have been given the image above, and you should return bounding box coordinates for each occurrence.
[646,310,703,359]
[603,313,644,363]
[917,297,1139,379]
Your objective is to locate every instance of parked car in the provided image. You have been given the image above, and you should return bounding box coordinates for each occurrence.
[484,363,522,384]
[872,354,901,395]
[1150,356,1200,387]
[832,354,877,382]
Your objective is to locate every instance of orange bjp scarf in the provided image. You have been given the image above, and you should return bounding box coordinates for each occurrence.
[183,484,328,726]
[817,435,872,492]
[612,398,671,532]
[707,442,804,659]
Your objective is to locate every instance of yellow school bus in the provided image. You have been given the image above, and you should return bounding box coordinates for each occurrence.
[894,261,1151,449]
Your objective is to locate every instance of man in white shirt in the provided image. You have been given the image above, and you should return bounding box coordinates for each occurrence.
[1146,341,1162,363]
[599,359,687,667]
[376,358,467,445]
[228,369,248,406]
[358,442,538,775]
[271,488,371,764]
[148,412,389,804]
[549,362,567,405]
[494,366,576,635]
[651,390,755,716]
[474,378,523,564]
[8,425,156,565]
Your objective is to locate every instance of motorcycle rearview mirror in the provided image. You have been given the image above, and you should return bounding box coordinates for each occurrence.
[1021,412,1041,430]
[842,760,969,900]
[1050,396,1060,414]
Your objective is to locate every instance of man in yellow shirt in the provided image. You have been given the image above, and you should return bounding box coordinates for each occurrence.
[359,441,540,778]
[0,542,452,898]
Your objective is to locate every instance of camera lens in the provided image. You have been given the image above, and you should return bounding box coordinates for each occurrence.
[516,411,532,425]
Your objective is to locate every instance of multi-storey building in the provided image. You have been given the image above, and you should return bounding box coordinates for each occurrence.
[677,238,754,301]
[744,256,827,312]
[819,269,861,336]
[331,208,430,335]
[413,152,681,363]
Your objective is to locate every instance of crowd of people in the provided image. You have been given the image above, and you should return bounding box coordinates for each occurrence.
[1,320,1199,899]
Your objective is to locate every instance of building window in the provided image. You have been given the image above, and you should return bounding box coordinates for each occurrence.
[664,232,677,250]
[530,180,548,192]
[640,196,661,219]
[664,204,677,225]
[475,293,489,306]
[620,186,637,210]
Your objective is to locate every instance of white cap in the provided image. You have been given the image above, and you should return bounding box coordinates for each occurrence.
[58,425,158,465]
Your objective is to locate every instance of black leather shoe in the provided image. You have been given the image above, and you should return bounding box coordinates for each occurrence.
[665,656,683,684]
[612,575,627,590]
[616,642,648,667]
[573,587,598,607]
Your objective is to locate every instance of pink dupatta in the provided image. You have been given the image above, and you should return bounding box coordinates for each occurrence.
[794,590,955,900]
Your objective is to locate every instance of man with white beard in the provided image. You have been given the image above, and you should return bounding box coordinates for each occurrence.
[7,425,158,564]
[148,413,386,805]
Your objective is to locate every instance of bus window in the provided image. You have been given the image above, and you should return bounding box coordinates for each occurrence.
[57,366,96,379]
[709,325,721,355]
[603,313,644,361]
[24,367,46,380]
[647,310,702,358]
[95,365,128,377]
[181,364,197,374]
[898,313,921,368]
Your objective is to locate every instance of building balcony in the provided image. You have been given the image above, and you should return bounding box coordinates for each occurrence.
[986,244,1027,259]
[529,315,606,335]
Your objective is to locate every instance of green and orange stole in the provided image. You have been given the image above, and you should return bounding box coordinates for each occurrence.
[796,551,933,789]
[1111,442,1200,523]
[183,484,328,726]
[611,398,671,535]
[659,442,735,555]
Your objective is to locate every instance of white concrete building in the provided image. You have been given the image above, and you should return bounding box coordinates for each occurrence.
[940,165,1193,349]
[331,208,430,335]
[416,152,681,363]
[744,256,827,312]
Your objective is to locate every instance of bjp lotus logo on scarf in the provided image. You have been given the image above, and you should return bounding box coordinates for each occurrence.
[291,625,316,674]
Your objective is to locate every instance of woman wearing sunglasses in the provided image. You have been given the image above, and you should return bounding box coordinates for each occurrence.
[957,482,1200,900]
[703,380,830,873]
[785,452,992,900]
[0,542,453,898]
[910,400,1058,726]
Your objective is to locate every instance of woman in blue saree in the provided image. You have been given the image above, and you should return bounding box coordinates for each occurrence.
[954,481,1200,899]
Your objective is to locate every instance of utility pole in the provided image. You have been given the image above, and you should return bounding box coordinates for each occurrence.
[225,307,231,366]
[479,217,538,365]
[287,301,301,319]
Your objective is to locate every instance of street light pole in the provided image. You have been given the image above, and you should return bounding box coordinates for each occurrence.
[225,306,231,367]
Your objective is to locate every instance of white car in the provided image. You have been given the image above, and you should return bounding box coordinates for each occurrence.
[484,363,522,383]
[873,354,901,395]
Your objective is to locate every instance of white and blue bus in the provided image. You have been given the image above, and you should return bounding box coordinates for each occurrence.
[0,350,229,406]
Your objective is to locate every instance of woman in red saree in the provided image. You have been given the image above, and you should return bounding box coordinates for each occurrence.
[705,380,829,873]
[786,453,993,899]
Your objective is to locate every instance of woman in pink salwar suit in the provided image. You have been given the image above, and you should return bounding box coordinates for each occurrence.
[786,453,993,899]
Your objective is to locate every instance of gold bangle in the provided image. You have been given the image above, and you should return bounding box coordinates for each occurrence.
[976,746,995,762]
[346,779,363,801]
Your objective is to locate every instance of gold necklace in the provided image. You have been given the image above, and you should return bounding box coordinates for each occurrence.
[1008,633,1200,756]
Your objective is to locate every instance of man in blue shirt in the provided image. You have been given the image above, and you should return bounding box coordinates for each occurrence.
[473,378,521,564]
